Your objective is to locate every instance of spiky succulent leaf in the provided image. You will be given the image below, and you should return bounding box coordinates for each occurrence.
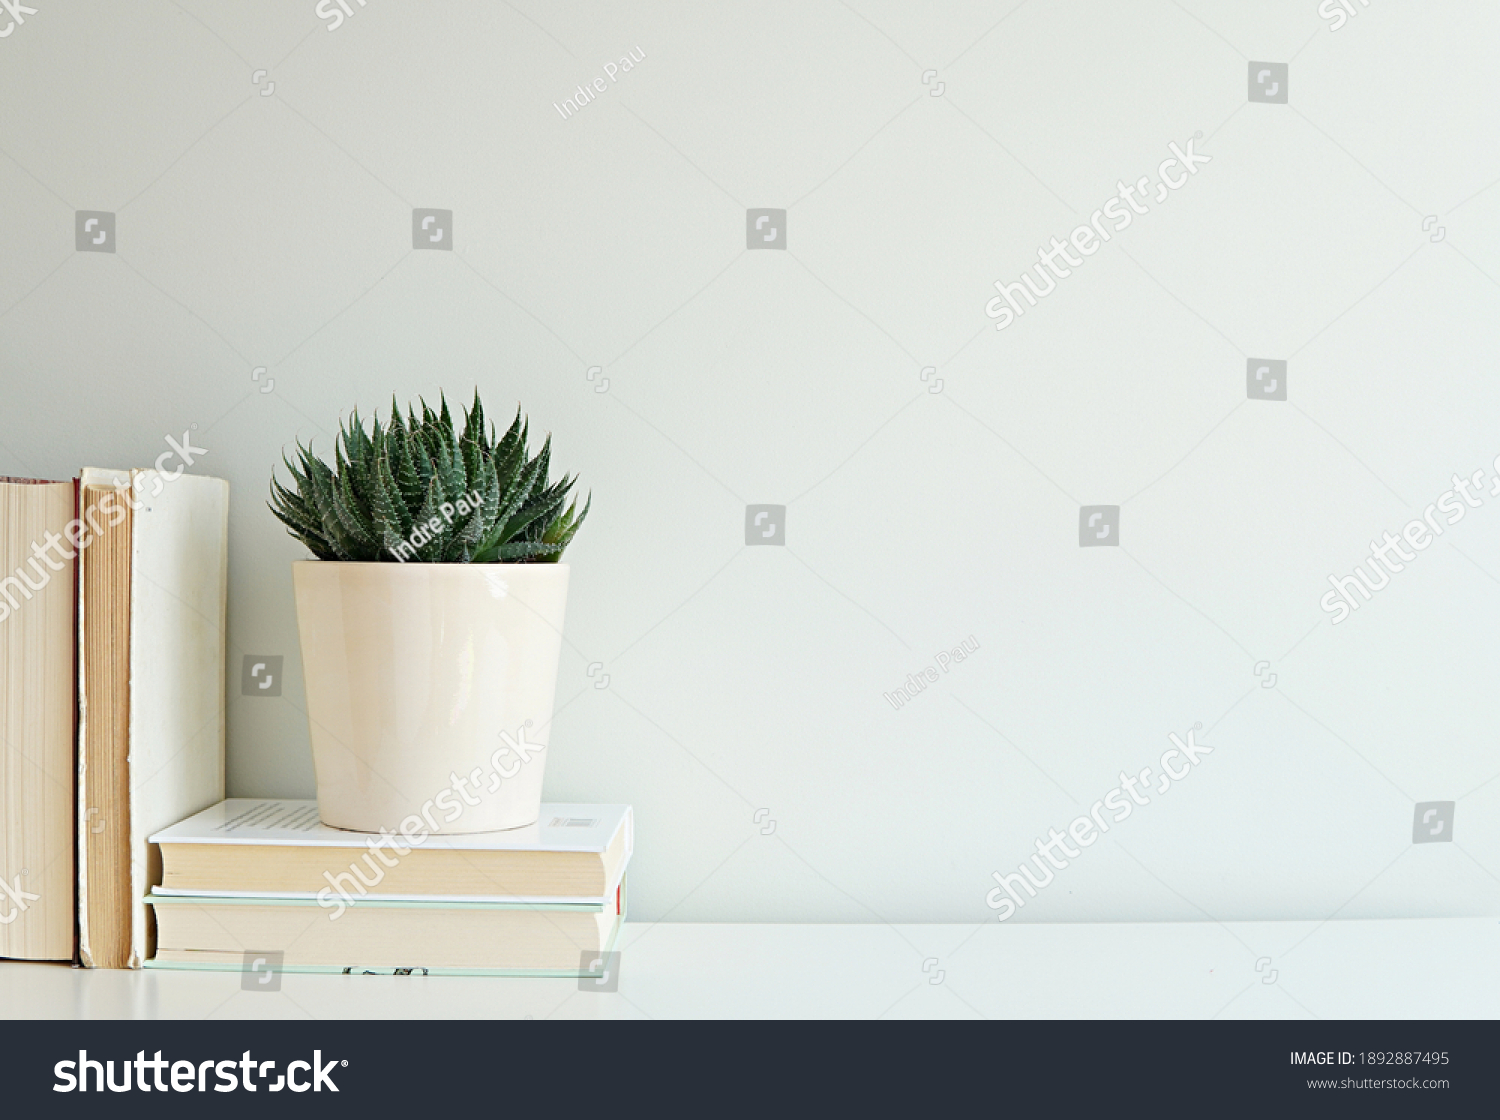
[493,539,565,561]
[369,451,413,554]
[269,392,587,564]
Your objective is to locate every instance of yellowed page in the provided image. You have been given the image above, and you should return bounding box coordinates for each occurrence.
[0,479,76,960]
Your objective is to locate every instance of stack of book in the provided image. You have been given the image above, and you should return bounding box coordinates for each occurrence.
[145,799,632,977]
[0,469,228,967]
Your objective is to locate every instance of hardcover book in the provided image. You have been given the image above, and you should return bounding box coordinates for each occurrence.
[76,469,228,968]
[0,477,78,961]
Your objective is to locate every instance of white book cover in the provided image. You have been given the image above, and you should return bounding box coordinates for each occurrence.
[127,471,228,967]
[76,469,228,969]
[150,798,633,904]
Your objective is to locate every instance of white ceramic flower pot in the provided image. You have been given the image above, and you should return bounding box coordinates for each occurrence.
[292,561,570,833]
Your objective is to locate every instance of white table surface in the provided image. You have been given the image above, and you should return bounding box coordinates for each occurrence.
[2,917,1496,1019]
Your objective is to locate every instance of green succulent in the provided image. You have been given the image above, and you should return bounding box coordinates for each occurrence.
[269,391,588,563]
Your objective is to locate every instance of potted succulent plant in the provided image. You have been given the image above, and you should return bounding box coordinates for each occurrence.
[269,391,588,833]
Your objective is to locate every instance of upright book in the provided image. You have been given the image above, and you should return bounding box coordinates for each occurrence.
[76,469,228,968]
[0,477,78,961]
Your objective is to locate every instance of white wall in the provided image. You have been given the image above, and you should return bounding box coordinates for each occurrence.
[2,0,1498,924]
